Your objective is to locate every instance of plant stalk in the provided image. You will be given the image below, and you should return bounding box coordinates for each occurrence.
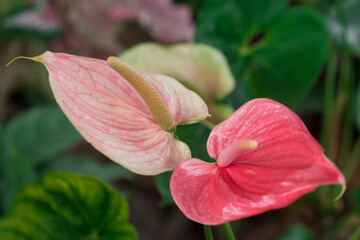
[222,222,236,240]
[327,50,351,162]
[349,224,360,240]
[343,138,360,181]
[203,225,214,240]
[320,47,338,147]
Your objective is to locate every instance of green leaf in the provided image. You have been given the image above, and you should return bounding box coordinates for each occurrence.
[4,105,80,165]
[177,122,213,163]
[2,147,36,212]
[39,155,135,182]
[276,224,315,240]
[196,0,330,108]
[328,0,360,55]
[235,0,289,34]
[154,171,174,206]
[0,172,137,240]
[2,105,80,210]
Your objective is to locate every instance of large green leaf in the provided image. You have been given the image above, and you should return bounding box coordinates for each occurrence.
[328,0,360,55]
[177,122,213,163]
[1,147,36,212]
[4,105,80,164]
[196,0,330,108]
[1,105,80,210]
[0,172,137,240]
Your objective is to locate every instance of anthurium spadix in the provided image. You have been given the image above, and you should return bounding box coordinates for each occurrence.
[10,51,208,175]
[120,43,235,123]
[170,98,345,225]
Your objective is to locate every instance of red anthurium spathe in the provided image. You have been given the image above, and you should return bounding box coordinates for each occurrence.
[13,51,208,175]
[170,98,345,225]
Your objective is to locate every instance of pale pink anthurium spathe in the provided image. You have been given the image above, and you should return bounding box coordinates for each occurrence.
[10,51,209,175]
[170,98,346,225]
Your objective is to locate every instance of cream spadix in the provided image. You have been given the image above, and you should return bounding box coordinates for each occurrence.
[107,56,174,131]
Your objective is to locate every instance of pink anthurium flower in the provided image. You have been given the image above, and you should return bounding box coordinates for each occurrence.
[170,98,345,225]
[10,51,208,175]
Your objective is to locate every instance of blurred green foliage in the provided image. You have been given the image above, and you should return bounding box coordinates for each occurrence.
[0,105,80,210]
[154,171,175,206]
[0,0,27,17]
[196,0,329,108]
[0,105,134,212]
[328,0,360,56]
[0,172,137,240]
[276,224,314,240]
[356,83,360,131]
[353,186,360,216]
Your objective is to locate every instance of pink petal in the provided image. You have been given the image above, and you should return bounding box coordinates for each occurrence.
[34,52,207,175]
[170,98,345,225]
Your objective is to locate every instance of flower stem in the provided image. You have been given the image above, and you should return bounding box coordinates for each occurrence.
[343,138,360,181]
[338,82,355,168]
[327,0,352,162]
[203,225,214,240]
[349,224,360,240]
[222,222,236,240]
[327,50,351,162]
[320,47,338,147]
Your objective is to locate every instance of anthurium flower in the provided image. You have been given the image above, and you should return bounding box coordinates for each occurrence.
[170,98,345,225]
[11,51,208,175]
[120,43,236,123]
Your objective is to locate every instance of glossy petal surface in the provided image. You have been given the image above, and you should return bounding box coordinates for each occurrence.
[171,98,345,225]
[34,51,208,175]
[120,43,235,101]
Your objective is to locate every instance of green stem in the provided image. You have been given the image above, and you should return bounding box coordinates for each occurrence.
[338,78,355,169]
[321,50,351,209]
[343,138,360,181]
[349,225,360,240]
[327,0,352,162]
[327,50,351,162]
[203,225,214,240]
[222,222,236,240]
[320,47,338,147]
